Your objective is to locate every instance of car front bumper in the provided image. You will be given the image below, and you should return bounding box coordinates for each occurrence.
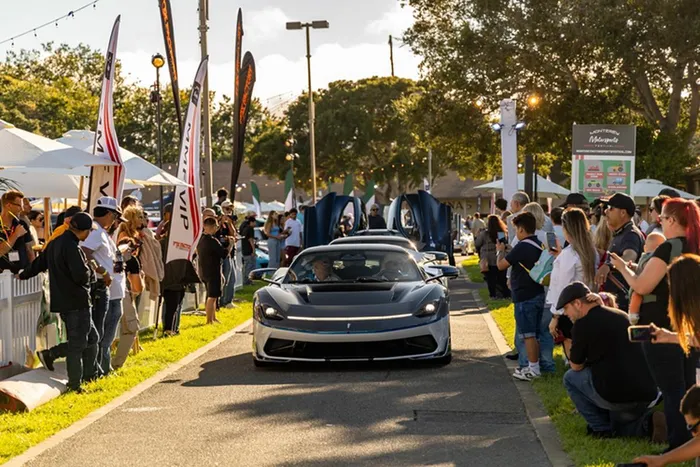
[252,315,451,363]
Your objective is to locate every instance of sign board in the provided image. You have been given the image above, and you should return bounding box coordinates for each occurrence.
[571,124,636,200]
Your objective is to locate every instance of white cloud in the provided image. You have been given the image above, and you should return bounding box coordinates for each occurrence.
[246,7,290,42]
[365,3,415,36]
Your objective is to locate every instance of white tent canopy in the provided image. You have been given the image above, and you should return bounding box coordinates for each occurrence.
[633,179,696,202]
[473,174,571,199]
[0,120,115,170]
[56,130,187,187]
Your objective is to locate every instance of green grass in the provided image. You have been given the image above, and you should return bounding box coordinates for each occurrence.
[0,285,259,465]
[460,256,679,467]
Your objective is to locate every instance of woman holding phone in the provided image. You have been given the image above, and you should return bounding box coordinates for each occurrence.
[474,215,509,299]
[611,198,700,450]
[546,208,598,359]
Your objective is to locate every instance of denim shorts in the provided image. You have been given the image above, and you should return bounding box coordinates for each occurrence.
[514,293,545,338]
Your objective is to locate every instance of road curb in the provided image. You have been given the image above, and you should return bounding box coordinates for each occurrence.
[463,272,573,467]
[5,318,253,467]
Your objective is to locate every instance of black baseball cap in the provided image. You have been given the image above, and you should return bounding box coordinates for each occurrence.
[603,192,636,217]
[69,212,94,231]
[560,193,588,207]
[555,281,591,311]
[65,206,82,219]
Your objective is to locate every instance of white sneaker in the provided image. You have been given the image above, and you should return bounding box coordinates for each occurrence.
[513,367,540,381]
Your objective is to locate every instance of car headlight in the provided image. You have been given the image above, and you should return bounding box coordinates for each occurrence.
[415,299,441,317]
[264,307,283,320]
[255,302,284,321]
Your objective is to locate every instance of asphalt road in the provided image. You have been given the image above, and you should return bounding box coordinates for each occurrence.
[26,275,551,467]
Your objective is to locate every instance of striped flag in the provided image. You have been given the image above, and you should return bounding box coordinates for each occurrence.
[284,169,295,211]
[343,174,354,196]
[251,181,261,217]
[87,16,125,209]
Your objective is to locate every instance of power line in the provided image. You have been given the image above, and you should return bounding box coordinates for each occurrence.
[0,0,101,47]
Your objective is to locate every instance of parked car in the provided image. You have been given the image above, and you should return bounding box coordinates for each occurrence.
[455,230,476,255]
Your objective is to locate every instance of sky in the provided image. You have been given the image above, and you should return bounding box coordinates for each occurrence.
[0,0,421,109]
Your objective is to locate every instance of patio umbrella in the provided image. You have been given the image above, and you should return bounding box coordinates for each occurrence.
[633,179,696,202]
[0,120,115,170]
[473,174,571,199]
[56,130,188,187]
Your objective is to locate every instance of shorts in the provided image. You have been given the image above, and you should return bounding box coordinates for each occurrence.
[514,293,545,339]
[205,278,222,299]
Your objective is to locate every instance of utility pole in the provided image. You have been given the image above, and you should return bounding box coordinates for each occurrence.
[388,35,395,77]
[428,148,432,189]
[500,99,518,204]
[198,0,213,206]
[305,26,317,204]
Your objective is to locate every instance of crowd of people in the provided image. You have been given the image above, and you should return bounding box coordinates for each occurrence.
[469,188,700,464]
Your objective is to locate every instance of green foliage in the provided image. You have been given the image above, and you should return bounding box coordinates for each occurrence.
[404,0,700,185]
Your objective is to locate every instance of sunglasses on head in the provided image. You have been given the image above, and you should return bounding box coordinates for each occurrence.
[688,419,700,434]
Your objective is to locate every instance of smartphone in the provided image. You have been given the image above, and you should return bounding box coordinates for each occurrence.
[497,232,506,243]
[628,325,653,343]
[546,232,557,251]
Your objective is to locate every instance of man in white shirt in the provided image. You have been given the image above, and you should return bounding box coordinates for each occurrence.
[283,208,303,266]
[81,196,126,376]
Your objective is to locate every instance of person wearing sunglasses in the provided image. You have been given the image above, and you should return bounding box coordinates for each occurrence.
[367,204,386,229]
[28,210,45,245]
[634,385,700,467]
[645,195,669,237]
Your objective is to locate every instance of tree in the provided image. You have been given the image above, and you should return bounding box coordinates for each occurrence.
[404,0,700,185]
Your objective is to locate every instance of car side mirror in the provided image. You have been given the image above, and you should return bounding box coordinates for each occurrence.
[249,268,279,284]
[424,251,448,262]
[429,264,459,279]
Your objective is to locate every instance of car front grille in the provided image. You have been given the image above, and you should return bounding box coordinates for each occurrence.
[263,335,438,359]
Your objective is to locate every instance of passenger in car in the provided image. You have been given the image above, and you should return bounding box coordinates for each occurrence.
[311,257,341,282]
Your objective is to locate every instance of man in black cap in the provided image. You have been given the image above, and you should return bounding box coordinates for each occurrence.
[19,212,97,393]
[560,192,591,213]
[558,282,665,440]
[594,192,644,310]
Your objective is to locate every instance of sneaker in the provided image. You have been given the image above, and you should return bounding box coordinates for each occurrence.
[505,350,519,361]
[513,367,540,381]
[36,350,55,371]
[650,411,668,444]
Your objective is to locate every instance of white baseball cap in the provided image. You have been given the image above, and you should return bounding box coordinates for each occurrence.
[95,196,125,221]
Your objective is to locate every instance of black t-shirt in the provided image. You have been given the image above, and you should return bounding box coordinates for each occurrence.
[196,234,227,281]
[605,222,644,305]
[570,305,657,403]
[0,218,33,273]
[639,237,688,327]
[505,236,545,302]
[241,223,255,256]
[368,214,387,230]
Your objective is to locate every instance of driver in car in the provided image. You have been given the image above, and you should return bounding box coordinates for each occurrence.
[311,257,341,282]
[378,257,407,281]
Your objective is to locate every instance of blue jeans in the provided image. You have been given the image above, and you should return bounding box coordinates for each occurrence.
[221,257,236,305]
[539,307,555,373]
[243,254,256,285]
[51,309,99,390]
[91,282,110,375]
[564,367,651,436]
[100,298,122,375]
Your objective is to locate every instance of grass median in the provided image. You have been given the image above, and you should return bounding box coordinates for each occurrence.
[0,285,258,465]
[460,255,678,467]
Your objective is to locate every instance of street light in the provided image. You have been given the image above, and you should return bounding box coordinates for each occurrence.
[151,53,165,219]
[286,19,329,205]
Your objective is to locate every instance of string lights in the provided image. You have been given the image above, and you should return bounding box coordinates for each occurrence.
[0,1,101,47]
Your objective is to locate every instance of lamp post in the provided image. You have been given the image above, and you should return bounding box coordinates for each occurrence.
[151,53,165,219]
[286,20,329,205]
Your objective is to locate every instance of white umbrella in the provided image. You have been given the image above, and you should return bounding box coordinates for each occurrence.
[263,201,285,212]
[633,179,696,202]
[0,120,116,170]
[473,174,571,199]
[56,130,188,187]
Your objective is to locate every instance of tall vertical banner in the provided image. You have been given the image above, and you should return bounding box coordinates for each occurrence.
[87,16,125,210]
[230,52,256,202]
[229,9,244,200]
[166,58,208,264]
[251,181,262,217]
[284,169,295,211]
[157,0,183,134]
[343,174,354,196]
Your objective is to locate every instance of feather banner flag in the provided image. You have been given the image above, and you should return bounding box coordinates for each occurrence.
[251,181,261,217]
[284,169,295,211]
[87,16,125,209]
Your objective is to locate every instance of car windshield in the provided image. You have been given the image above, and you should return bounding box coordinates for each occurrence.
[286,251,423,283]
[336,238,416,250]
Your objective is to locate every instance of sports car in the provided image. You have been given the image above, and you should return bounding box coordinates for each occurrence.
[249,244,458,367]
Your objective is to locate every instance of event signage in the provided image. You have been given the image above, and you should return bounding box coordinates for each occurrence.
[571,124,636,200]
[230,9,244,200]
[87,16,125,209]
[166,58,208,263]
[157,0,183,134]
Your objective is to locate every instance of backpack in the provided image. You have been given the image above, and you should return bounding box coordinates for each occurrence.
[519,239,555,286]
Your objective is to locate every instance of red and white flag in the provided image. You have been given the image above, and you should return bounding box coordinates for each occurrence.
[88,16,125,208]
[166,57,208,263]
